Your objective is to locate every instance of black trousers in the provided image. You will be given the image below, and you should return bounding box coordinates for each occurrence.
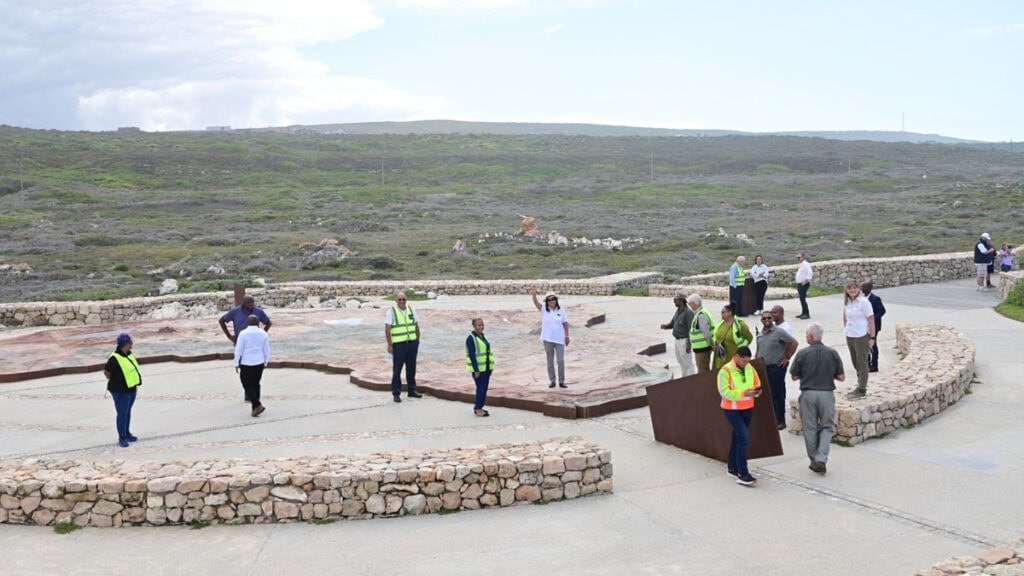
[391,340,419,396]
[239,364,264,408]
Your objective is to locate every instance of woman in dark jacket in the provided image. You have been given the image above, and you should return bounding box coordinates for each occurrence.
[103,332,141,447]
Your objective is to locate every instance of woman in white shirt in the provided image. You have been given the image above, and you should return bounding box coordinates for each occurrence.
[750,255,770,315]
[530,285,570,388]
[843,281,875,399]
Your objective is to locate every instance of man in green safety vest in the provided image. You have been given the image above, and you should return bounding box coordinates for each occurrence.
[385,291,422,403]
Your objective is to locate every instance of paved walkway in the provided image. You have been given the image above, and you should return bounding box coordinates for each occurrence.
[1,279,1020,576]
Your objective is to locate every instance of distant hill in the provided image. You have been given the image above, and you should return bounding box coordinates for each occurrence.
[259,119,980,144]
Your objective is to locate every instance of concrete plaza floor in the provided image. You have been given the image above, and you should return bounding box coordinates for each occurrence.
[0,278,1019,576]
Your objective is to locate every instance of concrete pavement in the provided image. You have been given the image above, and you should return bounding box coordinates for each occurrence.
[0,278,1020,576]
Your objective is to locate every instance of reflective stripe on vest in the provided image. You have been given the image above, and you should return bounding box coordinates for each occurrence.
[733,319,751,348]
[718,363,756,410]
[465,334,494,373]
[390,306,418,343]
[111,353,141,388]
[689,308,715,349]
[732,263,746,286]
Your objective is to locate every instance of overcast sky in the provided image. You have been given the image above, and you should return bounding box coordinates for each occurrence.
[1,0,1021,141]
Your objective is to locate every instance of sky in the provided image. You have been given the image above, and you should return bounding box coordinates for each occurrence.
[1,0,1021,141]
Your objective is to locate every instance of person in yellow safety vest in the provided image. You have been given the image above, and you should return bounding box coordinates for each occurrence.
[686,294,717,374]
[713,303,753,372]
[717,346,762,487]
[465,318,495,417]
[729,255,747,316]
[385,291,422,403]
[103,332,142,448]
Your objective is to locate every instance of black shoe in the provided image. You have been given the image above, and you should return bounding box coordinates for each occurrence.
[393,395,402,403]
[868,367,879,373]
[549,382,556,388]
[408,391,423,398]
[558,383,567,388]
[736,474,757,486]
[727,468,739,479]
[126,434,139,442]
[810,461,827,475]
[776,422,786,431]
[251,404,266,417]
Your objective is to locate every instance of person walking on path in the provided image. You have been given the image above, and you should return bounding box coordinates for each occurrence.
[466,318,495,417]
[756,311,798,430]
[751,255,770,315]
[661,292,695,378]
[842,281,875,399]
[103,332,141,448]
[717,346,762,487]
[386,291,422,402]
[530,286,570,388]
[729,255,747,316]
[974,233,996,291]
[219,295,271,344]
[234,315,270,417]
[795,253,813,319]
[861,282,886,372]
[789,322,845,475]
[713,304,752,373]
[687,294,716,374]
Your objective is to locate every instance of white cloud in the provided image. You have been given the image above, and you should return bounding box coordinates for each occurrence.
[0,0,450,130]
[543,23,565,34]
[967,22,1024,37]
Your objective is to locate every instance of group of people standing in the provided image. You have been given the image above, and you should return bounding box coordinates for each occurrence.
[974,232,1013,292]
[728,253,814,320]
[662,263,888,487]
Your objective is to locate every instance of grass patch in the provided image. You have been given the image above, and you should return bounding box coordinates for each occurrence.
[612,286,648,297]
[808,286,844,297]
[189,520,211,530]
[53,522,82,534]
[309,518,336,525]
[437,508,459,515]
[384,291,428,301]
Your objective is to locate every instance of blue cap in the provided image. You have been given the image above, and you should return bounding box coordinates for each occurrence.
[116,333,132,348]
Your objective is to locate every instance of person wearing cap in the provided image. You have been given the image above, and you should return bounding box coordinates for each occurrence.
[974,233,996,291]
[234,314,270,417]
[103,332,141,448]
[660,292,695,377]
[530,285,570,388]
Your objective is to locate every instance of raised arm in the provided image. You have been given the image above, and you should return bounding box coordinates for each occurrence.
[530,285,542,311]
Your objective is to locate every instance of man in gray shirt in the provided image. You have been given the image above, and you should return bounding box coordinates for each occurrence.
[789,322,845,475]
[661,292,696,377]
[756,312,798,430]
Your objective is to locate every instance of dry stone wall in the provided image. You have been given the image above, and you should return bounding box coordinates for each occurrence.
[0,272,662,328]
[664,248,1022,290]
[789,324,975,445]
[0,437,612,527]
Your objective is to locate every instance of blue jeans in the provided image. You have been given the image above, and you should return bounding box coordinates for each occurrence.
[111,390,137,441]
[765,364,788,425]
[724,408,753,476]
[473,371,491,410]
[391,340,419,396]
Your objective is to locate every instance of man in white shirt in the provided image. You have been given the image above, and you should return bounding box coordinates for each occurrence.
[794,253,813,319]
[234,315,270,417]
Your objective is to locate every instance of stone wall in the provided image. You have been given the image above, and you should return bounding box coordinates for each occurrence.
[0,272,662,328]
[663,248,1022,290]
[789,324,975,445]
[0,437,612,527]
